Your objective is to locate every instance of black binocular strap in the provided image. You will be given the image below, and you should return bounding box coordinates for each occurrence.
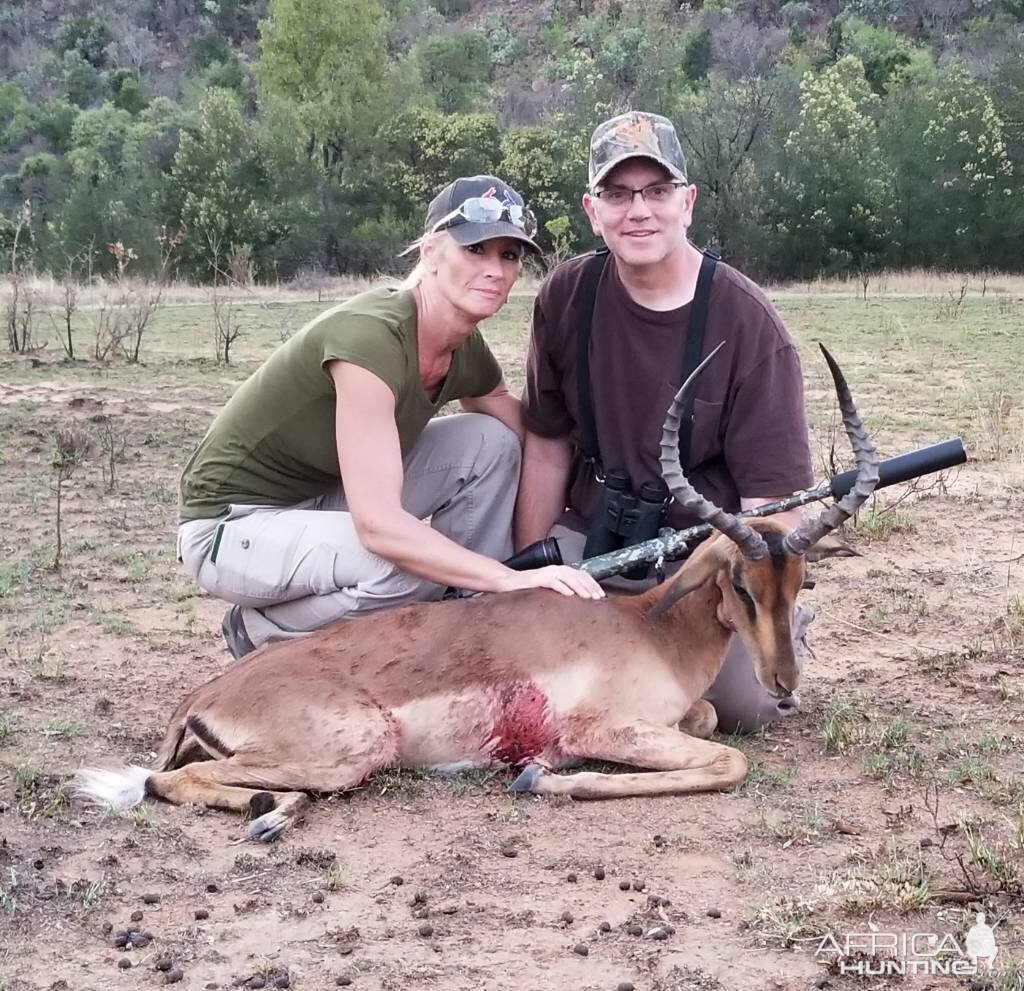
[576,247,719,472]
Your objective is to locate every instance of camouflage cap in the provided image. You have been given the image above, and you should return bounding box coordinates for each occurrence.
[588,111,687,188]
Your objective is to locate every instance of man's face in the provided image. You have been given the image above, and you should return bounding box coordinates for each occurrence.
[582,159,697,268]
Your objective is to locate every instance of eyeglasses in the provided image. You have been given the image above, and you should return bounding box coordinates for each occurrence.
[433,197,538,238]
[593,181,687,209]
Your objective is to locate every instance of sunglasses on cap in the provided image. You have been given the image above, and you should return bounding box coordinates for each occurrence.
[431,197,538,238]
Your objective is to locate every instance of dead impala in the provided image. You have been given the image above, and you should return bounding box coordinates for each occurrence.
[73,344,879,842]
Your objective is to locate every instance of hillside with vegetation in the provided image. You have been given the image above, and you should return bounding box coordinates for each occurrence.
[1,0,1023,283]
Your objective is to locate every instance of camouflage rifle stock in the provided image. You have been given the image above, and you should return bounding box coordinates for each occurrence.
[577,438,966,580]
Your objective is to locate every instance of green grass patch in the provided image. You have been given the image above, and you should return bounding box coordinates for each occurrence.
[818,694,867,753]
[43,718,86,739]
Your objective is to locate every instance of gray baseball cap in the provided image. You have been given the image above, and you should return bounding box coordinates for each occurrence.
[422,175,541,254]
[589,111,688,188]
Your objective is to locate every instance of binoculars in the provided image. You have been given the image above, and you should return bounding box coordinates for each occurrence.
[583,469,670,575]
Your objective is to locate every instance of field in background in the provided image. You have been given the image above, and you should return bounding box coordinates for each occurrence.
[0,281,1022,991]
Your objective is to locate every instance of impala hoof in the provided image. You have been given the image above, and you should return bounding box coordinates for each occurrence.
[247,809,287,842]
[508,763,544,794]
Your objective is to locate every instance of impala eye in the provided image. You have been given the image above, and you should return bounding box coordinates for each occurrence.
[732,580,755,616]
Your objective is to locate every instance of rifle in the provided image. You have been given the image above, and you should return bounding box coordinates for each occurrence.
[575,438,966,580]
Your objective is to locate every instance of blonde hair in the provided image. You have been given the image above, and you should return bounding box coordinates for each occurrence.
[398,230,447,290]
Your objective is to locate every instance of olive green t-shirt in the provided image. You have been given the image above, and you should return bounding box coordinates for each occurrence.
[179,287,502,519]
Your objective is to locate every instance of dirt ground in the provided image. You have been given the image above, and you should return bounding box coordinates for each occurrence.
[1,293,1023,991]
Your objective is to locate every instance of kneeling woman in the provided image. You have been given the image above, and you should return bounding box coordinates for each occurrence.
[178,176,603,657]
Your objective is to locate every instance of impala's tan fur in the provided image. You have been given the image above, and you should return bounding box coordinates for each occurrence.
[74,518,807,841]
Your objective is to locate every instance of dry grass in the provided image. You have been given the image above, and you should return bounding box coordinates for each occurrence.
[770,267,1024,297]
[3,273,384,310]
[1,271,547,311]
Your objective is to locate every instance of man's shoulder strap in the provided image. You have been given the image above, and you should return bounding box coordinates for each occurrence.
[576,248,610,466]
[678,249,719,470]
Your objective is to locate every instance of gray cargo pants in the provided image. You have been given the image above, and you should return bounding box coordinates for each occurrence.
[549,524,811,735]
[177,413,520,650]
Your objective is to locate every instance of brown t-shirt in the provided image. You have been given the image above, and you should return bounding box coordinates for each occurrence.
[522,253,814,532]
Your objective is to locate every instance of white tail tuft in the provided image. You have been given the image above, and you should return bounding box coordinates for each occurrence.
[72,765,151,812]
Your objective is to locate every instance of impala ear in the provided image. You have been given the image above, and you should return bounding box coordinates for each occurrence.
[646,552,720,620]
[804,533,860,563]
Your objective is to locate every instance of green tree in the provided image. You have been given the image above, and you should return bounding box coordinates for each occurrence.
[109,70,148,115]
[257,0,397,172]
[840,18,912,95]
[498,123,590,254]
[375,108,502,204]
[415,30,492,113]
[330,109,503,272]
[677,73,779,270]
[57,14,112,68]
[918,63,1016,267]
[63,50,103,108]
[772,56,894,277]
[55,99,189,274]
[172,88,288,277]
[681,27,713,86]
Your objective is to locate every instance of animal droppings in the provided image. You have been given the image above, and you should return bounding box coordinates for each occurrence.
[567,872,578,883]
[101,921,113,935]
[312,892,324,904]
[390,875,404,886]
[618,880,631,891]
[598,921,611,933]
[594,867,606,880]
[617,983,635,991]
[33,859,44,870]
[631,879,645,892]
[626,924,643,936]
[560,911,574,925]
[165,969,184,985]
[273,977,290,989]
[500,847,518,858]
[336,978,353,987]
[248,979,266,990]
[573,943,589,957]
[155,957,173,972]
[706,907,721,918]
[130,910,144,922]
[206,882,220,893]
[418,922,434,937]
[646,895,661,908]
[142,893,160,904]
[648,926,670,940]
[117,958,132,970]
[195,908,210,920]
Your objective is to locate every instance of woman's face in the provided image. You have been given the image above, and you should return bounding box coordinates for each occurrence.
[424,234,524,321]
